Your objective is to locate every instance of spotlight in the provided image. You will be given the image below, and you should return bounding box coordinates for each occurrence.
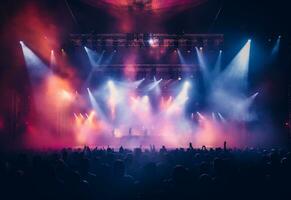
[107,80,114,87]
[219,50,222,53]
[142,95,149,102]
[20,41,50,79]
[272,35,281,55]
[178,77,182,81]
[50,49,56,67]
[199,47,203,51]
[60,90,73,101]
[197,112,205,120]
[148,38,154,46]
[19,41,24,45]
[184,81,190,89]
[148,37,159,47]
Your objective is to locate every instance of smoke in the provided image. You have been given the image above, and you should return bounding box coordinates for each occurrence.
[0,1,80,149]
[0,2,276,150]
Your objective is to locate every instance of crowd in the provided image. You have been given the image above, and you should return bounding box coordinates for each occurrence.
[0,143,291,200]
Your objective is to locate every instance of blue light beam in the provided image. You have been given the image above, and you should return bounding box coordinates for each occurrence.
[20,41,51,81]
[221,39,251,90]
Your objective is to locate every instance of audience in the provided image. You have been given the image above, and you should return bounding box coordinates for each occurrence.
[0,143,291,200]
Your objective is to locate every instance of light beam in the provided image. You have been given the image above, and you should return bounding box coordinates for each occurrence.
[20,41,51,81]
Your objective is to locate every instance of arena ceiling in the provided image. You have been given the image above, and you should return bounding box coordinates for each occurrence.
[80,0,207,11]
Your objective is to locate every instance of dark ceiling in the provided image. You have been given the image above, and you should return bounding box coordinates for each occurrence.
[0,0,289,36]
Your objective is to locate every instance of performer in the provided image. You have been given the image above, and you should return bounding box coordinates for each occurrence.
[224,141,227,151]
[128,127,132,136]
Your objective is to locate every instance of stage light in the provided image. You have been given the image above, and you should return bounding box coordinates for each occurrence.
[166,80,191,115]
[221,39,251,90]
[61,48,66,57]
[212,112,217,121]
[50,50,56,67]
[84,46,104,67]
[74,113,78,119]
[87,88,106,121]
[146,77,162,92]
[218,113,226,122]
[184,81,190,89]
[237,39,251,73]
[107,80,120,119]
[177,81,190,103]
[142,95,149,103]
[19,41,24,45]
[199,47,203,51]
[177,49,186,64]
[148,37,158,47]
[148,38,154,45]
[107,80,114,88]
[140,95,151,112]
[20,41,50,80]
[178,77,182,81]
[131,78,145,89]
[233,92,258,121]
[195,47,209,83]
[191,113,194,119]
[252,92,259,98]
[272,36,281,56]
[213,49,222,77]
[60,90,73,101]
[197,112,205,120]
[85,47,105,85]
